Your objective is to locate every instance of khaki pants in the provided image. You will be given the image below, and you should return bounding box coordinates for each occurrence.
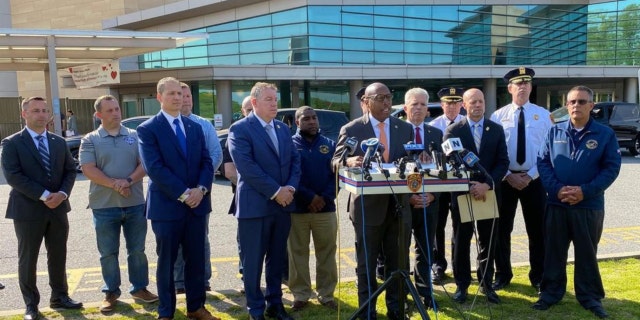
[287,212,338,303]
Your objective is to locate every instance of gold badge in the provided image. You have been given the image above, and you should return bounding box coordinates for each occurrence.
[319,145,330,154]
[519,66,526,75]
[407,173,423,193]
[449,88,456,95]
[534,114,539,120]
[586,139,598,149]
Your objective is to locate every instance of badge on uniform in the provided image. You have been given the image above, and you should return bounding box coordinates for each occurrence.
[407,173,423,193]
[534,114,539,120]
[319,145,330,154]
[586,139,598,149]
[124,136,136,145]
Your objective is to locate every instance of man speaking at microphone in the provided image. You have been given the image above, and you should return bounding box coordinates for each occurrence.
[444,88,509,305]
[332,82,413,320]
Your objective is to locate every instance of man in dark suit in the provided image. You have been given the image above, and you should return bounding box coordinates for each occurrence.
[1,97,81,320]
[137,77,217,320]
[403,87,443,310]
[444,88,509,305]
[332,82,414,320]
[228,82,301,320]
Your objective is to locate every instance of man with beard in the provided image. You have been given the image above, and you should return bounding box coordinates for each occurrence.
[288,106,338,312]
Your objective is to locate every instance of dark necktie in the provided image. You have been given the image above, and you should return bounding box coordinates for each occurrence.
[36,135,51,178]
[517,106,526,165]
[415,126,422,144]
[173,118,187,156]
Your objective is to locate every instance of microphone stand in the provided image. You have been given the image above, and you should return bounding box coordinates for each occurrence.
[349,156,430,320]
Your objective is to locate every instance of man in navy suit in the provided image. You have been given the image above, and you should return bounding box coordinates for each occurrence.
[228,82,300,320]
[137,77,217,320]
[444,88,509,305]
[332,82,414,320]
[1,97,80,320]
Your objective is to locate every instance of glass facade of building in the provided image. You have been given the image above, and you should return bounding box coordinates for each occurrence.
[139,2,639,68]
[137,2,639,116]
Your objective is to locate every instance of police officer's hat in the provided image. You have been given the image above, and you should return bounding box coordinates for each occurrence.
[356,87,366,100]
[504,67,535,84]
[437,87,464,102]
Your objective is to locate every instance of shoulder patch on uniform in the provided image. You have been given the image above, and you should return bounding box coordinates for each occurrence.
[319,145,330,154]
[586,139,598,149]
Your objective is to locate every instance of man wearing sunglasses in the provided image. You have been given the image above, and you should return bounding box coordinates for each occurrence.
[534,86,621,319]
[490,67,552,293]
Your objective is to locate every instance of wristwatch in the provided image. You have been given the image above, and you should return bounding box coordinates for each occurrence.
[197,185,208,195]
[126,177,133,184]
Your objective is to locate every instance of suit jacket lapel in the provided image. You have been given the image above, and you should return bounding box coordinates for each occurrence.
[249,114,279,156]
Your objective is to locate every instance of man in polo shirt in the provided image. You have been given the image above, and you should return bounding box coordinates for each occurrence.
[79,95,158,313]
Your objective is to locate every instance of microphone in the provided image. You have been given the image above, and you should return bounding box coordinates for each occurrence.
[360,138,379,168]
[460,149,493,185]
[339,136,358,166]
[441,137,463,156]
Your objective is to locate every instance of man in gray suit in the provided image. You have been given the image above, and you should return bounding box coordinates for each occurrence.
[1,97,81,320]
[332,82,414,320]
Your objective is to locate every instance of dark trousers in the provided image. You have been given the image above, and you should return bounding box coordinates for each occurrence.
[539,205,605,309]
[354,201,411,318]
[495,179,546,285]
[433,192,451,273]
[450,197,498,289]
[152,213,206,317]
[411,204,438,299]
[14,214,70,309]
[238,213,291,317]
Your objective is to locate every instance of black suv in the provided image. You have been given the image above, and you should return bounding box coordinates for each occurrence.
[551,101,640,155]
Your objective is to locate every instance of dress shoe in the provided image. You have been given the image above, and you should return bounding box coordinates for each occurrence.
[589,306,609,318]
[186,307,220,320]
[452,287,468,303]
[321,300,338,310]
[531,299,551,310]
[0,281,5,289]
[265,304,293,320]
[23,307,39,320]
[50,296,83,309]
[386,310,409,320]
[491,278,510,291]
[431,269,446,285]
[291,300,308,312]
[481,287,501,304]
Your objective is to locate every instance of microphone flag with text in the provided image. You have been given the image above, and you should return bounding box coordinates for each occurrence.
[360,138,380,169]
[339,136,358,166]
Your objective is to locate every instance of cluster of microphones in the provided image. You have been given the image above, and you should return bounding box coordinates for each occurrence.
[340,136,491,183]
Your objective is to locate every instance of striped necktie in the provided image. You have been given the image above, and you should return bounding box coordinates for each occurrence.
[473,123,482,151]
[36,135,51,178]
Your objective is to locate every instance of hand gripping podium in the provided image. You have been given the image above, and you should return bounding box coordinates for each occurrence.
[339,164,469,320]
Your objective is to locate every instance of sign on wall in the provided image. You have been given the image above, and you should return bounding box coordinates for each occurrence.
[67,60,120,89]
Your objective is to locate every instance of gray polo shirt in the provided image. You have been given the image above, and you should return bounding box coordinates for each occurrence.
[79,126,145,209]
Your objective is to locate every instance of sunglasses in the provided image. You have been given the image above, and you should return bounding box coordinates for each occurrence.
[366,94,392,102]
[568,99,591,105]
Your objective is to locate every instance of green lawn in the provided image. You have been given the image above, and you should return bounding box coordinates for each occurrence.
[11,258,640,319]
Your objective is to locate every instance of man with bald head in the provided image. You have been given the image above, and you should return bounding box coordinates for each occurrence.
[444,88,509,305]
[332,82,414,320]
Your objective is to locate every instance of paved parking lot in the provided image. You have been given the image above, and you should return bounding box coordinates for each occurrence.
[1,150,639,316]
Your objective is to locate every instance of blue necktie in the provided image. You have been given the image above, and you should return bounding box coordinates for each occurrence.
[37,135,51,178]
[265,124,279,156]
[473,123,482,151]
[173,118,187,155]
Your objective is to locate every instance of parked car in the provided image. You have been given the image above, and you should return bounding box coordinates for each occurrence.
[550,101,640,155]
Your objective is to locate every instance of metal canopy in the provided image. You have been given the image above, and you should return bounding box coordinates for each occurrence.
[0,28,207,135]
[0,28,207,71]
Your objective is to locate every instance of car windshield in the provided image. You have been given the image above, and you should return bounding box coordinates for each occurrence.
[550,106,569,123]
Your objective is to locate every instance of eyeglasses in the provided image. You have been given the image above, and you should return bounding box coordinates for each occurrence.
[366,94,392,102]
[568,99,591,105]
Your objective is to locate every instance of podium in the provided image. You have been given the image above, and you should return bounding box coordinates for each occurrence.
[339,164,469,320]
[338,166,470,194]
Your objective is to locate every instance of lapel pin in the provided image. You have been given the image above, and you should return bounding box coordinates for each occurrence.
[486,126,490,131]
[277,124,281,129]
[534,114,539,120]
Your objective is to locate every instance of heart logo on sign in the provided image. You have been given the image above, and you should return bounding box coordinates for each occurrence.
[111,71,118,79]
[102,66,107,71]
